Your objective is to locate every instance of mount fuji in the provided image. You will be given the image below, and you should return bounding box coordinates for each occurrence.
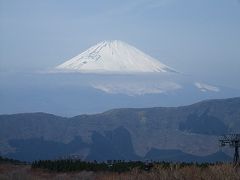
[54,40,224,96]
[55,40,177,74]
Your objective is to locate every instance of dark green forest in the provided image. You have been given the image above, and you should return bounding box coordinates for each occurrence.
[31,159,216,173]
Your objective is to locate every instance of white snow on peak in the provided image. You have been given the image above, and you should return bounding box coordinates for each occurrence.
[55,40,177,74]
[195,82,220,92]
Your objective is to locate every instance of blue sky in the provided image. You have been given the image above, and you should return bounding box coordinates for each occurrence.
[0,0,240,88]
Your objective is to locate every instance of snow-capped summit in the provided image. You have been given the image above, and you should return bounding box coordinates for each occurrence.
[55,40,177,73]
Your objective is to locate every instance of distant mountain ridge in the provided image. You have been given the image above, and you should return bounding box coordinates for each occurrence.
[0,97,239,162]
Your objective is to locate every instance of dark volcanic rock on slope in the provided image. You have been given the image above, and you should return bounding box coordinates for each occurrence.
[0,97,239,161]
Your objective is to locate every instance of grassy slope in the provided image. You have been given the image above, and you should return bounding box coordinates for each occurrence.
[0,163,240,180]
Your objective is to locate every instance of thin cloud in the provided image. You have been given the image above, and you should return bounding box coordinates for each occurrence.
[91,81,182,96]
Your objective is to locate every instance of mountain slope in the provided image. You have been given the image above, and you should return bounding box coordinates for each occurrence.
[0,97,239,161]
[55,40,176,73]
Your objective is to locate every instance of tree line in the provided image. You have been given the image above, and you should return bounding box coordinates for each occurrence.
[0,156,27,165]
[32,159,148,172]
[31,159,217,172]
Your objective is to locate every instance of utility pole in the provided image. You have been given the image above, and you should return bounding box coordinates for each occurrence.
[219,134,240,166]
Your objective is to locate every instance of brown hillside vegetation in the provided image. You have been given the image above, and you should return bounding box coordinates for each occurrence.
[0,163,240,180]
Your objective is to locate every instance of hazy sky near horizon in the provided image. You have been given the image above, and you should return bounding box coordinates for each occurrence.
[0,0,240,88]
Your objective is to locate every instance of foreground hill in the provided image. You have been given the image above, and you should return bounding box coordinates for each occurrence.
[0,97,239,162]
